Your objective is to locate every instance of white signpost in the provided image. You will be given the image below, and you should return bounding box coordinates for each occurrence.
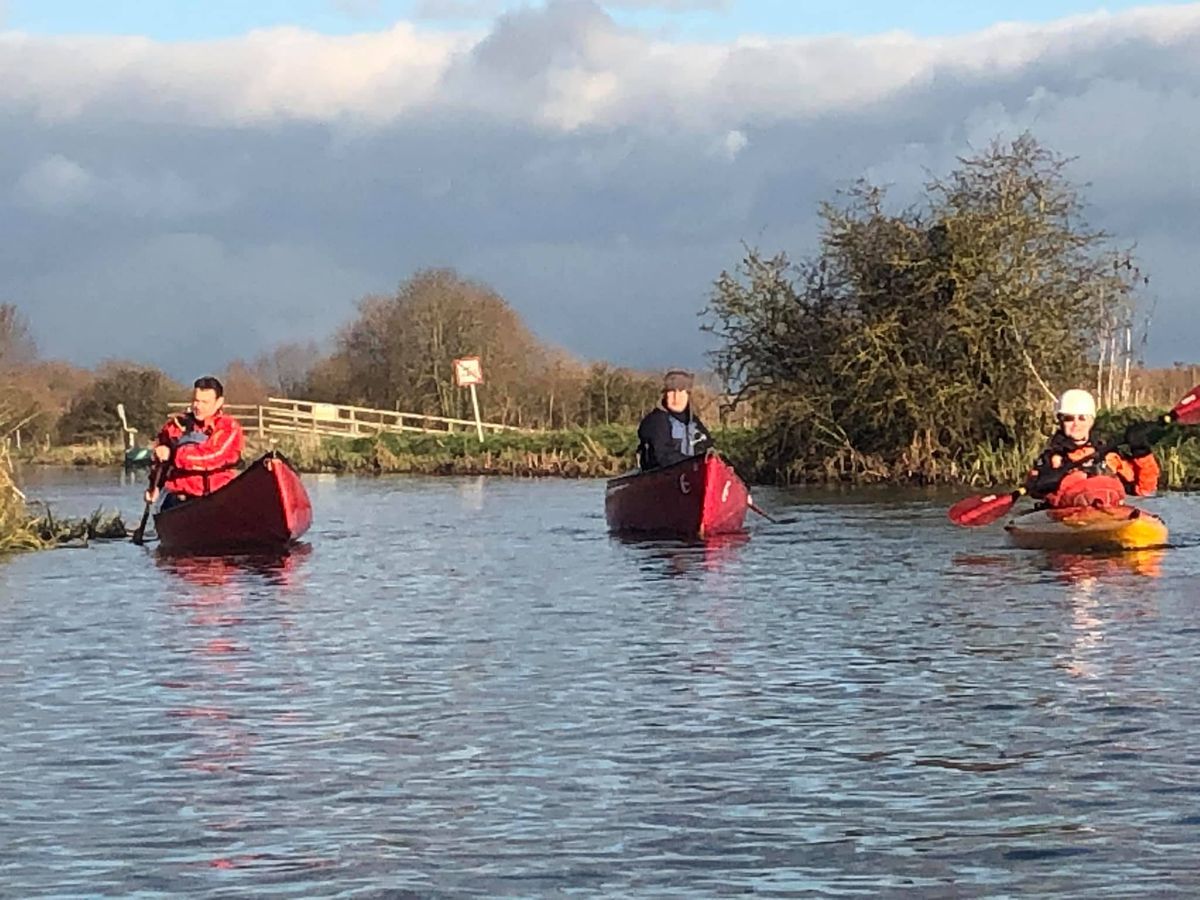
[453,356,485,442]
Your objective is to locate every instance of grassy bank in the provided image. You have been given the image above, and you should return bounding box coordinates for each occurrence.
[16,414,1200,489]
[259,427,645,478]
[17,441,124,467]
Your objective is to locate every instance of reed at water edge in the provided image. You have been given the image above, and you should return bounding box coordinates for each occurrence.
[0,409,128,553]
[13,406,1200,488]
[250,427,646,478]
[0,465,128,553]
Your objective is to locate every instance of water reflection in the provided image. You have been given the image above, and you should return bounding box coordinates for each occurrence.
[155,543,312,588]
[8,472,1200,896]
[612,531,750,578]
[951,547,1165,587]
[457,475,485,511]
[154,545,315,872]
[1041,550,1164,680]
[119,468,145,488]
[1045,548,1165,585]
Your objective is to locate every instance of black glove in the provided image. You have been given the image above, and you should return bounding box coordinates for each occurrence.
[1030,460,1069,496]
[1123,422,1162,458]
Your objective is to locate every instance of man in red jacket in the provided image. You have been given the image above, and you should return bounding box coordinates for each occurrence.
[145,376,244,508]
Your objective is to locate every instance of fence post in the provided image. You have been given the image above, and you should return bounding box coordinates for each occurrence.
[257,405,264,439]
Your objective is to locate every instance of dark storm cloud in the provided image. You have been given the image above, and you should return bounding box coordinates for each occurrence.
[2,2,1199,378]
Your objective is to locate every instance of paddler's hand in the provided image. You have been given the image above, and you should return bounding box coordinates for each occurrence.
[1123,422,1160,458]
[144,486,160,504]
[152,444,171,463]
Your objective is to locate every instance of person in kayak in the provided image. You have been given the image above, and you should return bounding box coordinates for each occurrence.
[145,376,244,509]
[1025,388,1160,508]
[636,369,714,470]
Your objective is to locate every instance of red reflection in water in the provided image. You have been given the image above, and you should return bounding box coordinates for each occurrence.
[698,531,750,571]
[155,544,311,588]
[199,853,336,871]
[167,706,230,721]
[617,531,750,578]
[153,547,312,867]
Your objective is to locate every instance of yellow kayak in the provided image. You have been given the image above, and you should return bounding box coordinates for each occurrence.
[1005,504,1168,552]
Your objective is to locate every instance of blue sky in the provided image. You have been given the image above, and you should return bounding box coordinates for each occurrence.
[6,0,1198,41]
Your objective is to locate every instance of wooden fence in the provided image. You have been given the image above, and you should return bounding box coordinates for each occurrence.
[168,397,523,440]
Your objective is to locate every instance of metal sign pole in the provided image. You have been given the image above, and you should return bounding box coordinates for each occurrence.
[469,383,484,443]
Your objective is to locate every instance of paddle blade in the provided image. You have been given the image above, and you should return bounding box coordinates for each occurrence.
[130,502,152,545]
[748,501,778,524]
[1168,385,1200,426]
[948,489,1023,527]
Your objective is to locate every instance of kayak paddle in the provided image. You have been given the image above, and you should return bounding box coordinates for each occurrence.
[948,487,1027,527]
[1160,386,1200,428]
[948,383,1200,528]
[131,463,166,545]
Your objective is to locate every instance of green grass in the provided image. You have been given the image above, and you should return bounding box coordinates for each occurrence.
[259,426,642,478]
[15,413,1200,489]
[16,442,125,466]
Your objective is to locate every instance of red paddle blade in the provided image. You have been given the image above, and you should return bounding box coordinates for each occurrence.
[948,490,1021,527]
[1168,385,1200,426]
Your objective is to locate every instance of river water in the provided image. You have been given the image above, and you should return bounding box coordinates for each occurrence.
[3,468,1200,897]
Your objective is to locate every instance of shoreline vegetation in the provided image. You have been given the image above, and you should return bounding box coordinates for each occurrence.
[0,463,127,554]
[15,408,1200,490]
[5,134,1200,552]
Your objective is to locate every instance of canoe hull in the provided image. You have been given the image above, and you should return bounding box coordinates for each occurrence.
[155,453,313,553]
[1005,504,1168,552]
[605,453,750,539]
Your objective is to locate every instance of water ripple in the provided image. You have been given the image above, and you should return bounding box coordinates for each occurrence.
[1,472,1199,895]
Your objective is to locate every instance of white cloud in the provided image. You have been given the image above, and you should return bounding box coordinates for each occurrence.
[14,154,95,209]
[0,23,467,126]
[605,0,729,9]
[330,0,382,16]
[2,3,1196,134]
[414,0,508,19]
[712,128,746,161]
[3,1,1200,370]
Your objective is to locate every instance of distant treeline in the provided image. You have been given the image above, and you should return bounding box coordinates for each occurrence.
[0,272,708,447]
[0,134,1197,487]
[268,268,670,430]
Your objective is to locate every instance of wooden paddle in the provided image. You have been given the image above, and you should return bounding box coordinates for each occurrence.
[748,499,778,524]
[948,385,1200,528]
[131,462,167,545]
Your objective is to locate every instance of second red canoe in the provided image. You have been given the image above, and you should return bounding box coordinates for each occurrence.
[605,452,750,539]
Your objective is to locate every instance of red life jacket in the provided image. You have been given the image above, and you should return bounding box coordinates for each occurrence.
[153,411,244,497]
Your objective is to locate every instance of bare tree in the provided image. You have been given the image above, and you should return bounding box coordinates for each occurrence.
[0,304,38,371]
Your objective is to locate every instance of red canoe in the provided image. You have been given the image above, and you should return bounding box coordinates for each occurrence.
[155,452,313,553]
[605,452,750,539]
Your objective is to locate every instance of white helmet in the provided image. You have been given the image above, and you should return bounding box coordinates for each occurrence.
[1056,388,1096,418]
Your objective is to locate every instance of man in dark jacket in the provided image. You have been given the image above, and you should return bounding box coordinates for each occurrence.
[637,369,713,470]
